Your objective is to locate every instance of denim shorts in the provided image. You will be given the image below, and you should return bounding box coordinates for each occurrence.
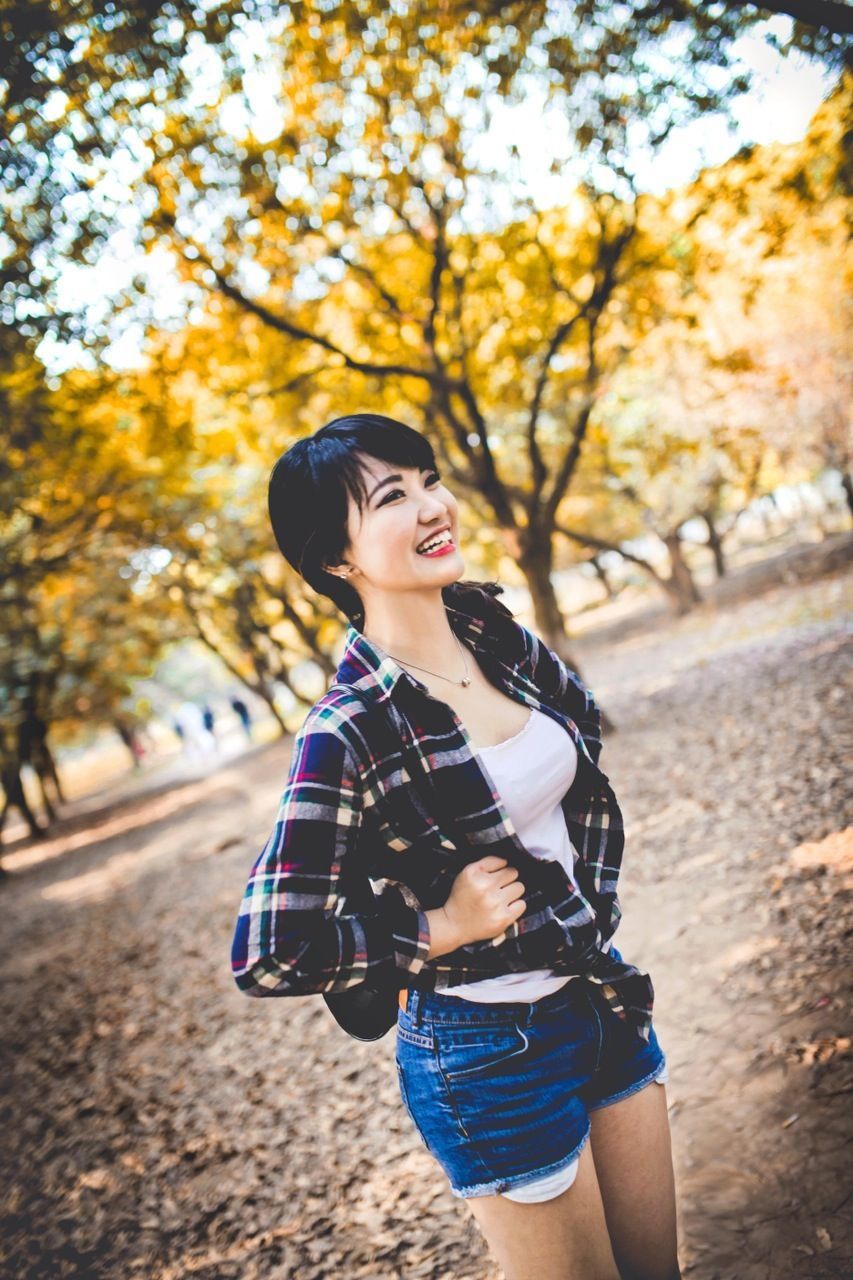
[395,946,668,1200]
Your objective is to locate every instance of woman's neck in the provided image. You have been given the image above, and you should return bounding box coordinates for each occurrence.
[361,593,465,675]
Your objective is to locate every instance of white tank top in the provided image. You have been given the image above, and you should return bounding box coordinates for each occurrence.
[444,704,611,1003]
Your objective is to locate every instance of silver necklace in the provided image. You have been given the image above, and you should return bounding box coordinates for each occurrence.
[385,631,472,687]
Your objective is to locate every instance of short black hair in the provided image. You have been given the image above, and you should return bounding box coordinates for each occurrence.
[267,413,439,627]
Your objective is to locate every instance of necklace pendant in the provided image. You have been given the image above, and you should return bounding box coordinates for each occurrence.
[461,676,471,687]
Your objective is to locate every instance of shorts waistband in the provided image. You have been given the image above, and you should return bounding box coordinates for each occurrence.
[398,977,589,1027]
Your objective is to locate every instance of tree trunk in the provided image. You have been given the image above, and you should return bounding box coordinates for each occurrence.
[841,470,853,522]
[253,679,289,735]
[32,743,65,805]
[0,765,47,843]
[518,536,616,734]
[34,768,58,823]
[700,510,727,579]
[661,531,704,614]
[590,554,616,599]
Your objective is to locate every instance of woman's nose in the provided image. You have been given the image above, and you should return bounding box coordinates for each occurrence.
[420,492,450,517]
[419,506,449,526]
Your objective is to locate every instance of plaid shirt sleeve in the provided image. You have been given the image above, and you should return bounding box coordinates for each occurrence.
[512,621,603,767]
[230,708,432,998]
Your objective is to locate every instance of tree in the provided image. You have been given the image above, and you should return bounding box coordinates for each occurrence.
[3,4,847,652]
[0,330,189,843]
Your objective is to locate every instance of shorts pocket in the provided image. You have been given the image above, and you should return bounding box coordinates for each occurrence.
[436,1023,529,1083]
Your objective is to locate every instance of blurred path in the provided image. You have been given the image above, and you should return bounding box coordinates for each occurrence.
[0,561,850,1279]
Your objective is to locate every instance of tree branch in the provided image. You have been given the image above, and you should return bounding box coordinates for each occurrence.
[210,267,440,385]
[724,0,853,36]
[554,522,667,585]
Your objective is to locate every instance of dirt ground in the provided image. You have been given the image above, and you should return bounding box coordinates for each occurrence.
[1,543,851,1280]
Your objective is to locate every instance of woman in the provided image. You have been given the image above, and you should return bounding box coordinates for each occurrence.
[231,413,681,1280]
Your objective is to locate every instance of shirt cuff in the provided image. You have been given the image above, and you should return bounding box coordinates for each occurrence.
[395,904,432,979]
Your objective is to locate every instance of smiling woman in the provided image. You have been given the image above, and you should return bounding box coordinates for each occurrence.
[242,411,680,1280]
[267,411,529,728]
[267,412,472,632]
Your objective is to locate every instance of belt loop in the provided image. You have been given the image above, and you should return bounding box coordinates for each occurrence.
[410,989,423,1028]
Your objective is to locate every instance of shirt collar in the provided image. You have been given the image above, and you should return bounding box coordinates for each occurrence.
[334,582,507,705]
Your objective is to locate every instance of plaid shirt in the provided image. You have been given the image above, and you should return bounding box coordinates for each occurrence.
[231,581,655,1041]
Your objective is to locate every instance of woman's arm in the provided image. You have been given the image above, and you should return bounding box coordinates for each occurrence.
[424,905,468,960]
[230,713,432,997]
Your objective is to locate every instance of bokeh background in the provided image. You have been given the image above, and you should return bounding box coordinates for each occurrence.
[1,3,851,1278]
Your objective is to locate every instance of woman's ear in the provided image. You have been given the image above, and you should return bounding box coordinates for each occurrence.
[324,561,355,578]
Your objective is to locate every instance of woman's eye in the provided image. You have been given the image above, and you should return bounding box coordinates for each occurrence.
[379,473,441,505]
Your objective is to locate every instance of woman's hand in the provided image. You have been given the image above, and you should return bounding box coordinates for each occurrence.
[426,856,525,958]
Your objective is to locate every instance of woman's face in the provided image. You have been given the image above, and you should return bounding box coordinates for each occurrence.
[339,453,464,602]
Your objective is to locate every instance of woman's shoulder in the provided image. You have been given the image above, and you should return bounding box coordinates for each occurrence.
[299,683,369,733]
[291,684,379,764]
